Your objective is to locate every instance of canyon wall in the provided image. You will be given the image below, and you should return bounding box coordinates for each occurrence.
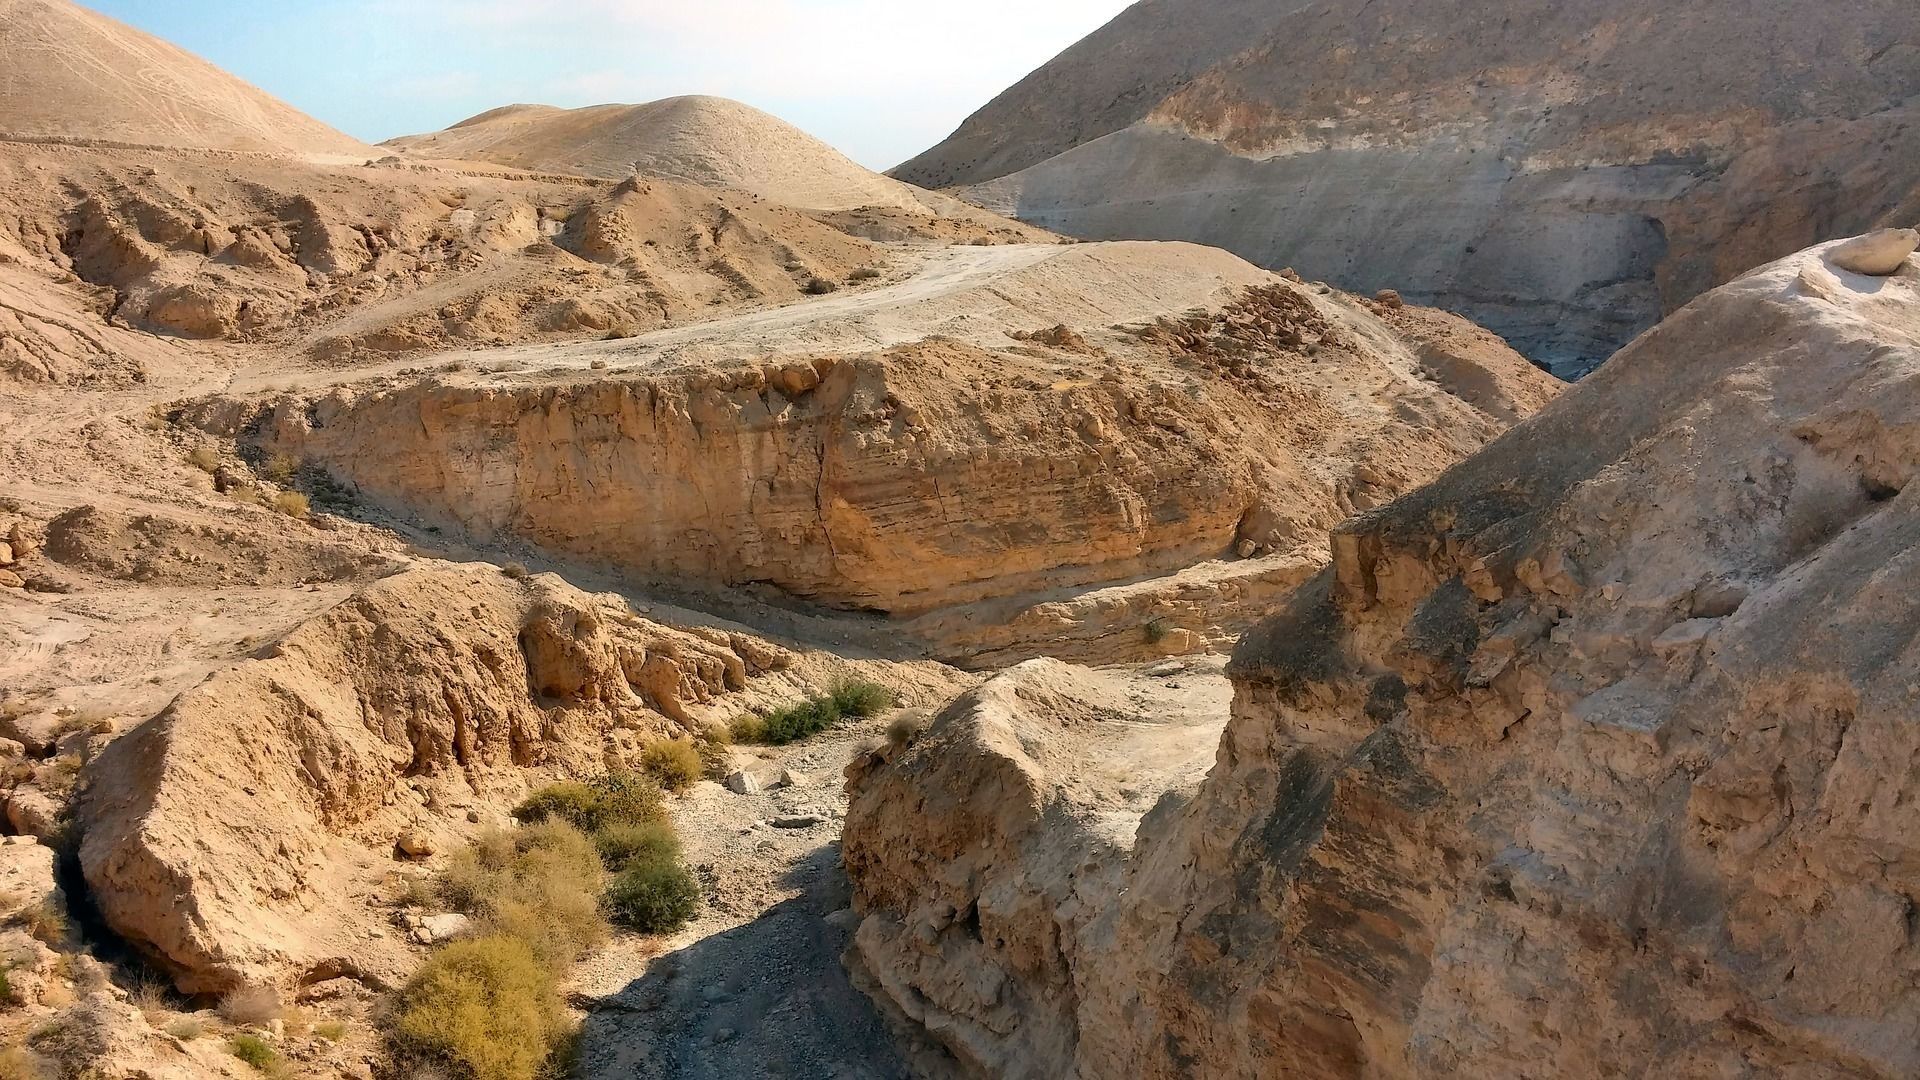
[843,239,1920,1076]
[913,0,1920,374]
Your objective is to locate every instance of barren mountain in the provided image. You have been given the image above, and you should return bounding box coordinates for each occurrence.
[842,236,1920,1076]
[903,0,1920,374]
[0,0,375,158]
[391,96,934,212]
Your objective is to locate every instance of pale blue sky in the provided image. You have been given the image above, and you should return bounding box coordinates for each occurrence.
[87,0,1131,170]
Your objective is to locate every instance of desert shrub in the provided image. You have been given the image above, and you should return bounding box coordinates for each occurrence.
[692,728,732,781]
[313,1020,347,1042]
[731,680,894,747]
[260,453,300,483]
[219,985,283,1027]
[830,678,895,719]
[166,1018,204,1041]
[187,445,219,472]
[270,490,310,519]
[638,740,702,793]
[1144,618,1174,644]
[512,772,664,834]
[20,901,68,950]
[501,562,529,580]
[228,1034,278,1071]
[591,820,681,873]
[803,276,839,295]
[0,968,12,1009]
[436,821,605,969]
[848,266,883,282]
[391,936,568,1080]
[604,859,700,935]
[0,1046,51,1080]
[887,710,929,749]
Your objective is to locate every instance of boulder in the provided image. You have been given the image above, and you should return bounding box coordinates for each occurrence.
[6,788,62,841]
[1828,228,1919,276]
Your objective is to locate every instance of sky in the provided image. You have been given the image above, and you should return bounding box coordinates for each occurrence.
[86,0,1133,170]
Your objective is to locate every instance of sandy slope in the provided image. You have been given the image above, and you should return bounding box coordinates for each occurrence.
[0,0,375,158]
[391,96,931,212]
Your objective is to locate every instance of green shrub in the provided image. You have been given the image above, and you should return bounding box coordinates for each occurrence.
[604,859,701,935]
[638,740,702,793]
[592,820,682,872]
[730,680,894,747]
[436,821,606,969]
[228,1034,277,1072]
[513,772,664,833]
[830,678,895,719]
[392,936,568,1080]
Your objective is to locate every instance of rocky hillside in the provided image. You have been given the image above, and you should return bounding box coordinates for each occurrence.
[902,0,1920,374]
[0,0,374,158]
[841,234,1920,1076]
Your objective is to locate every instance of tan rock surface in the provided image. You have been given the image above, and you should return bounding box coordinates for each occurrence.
[842,236,1920,1076]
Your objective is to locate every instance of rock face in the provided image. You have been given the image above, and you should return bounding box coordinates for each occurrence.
[842,237,1920,1076]
[76,564,789,992]
[904,0,1920,374]
[0,0,375,157]
[246,255,1557,632]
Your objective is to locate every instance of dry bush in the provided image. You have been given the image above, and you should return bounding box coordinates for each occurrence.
[435,822,605,970]
[637,740,702,794]
[500,562,529,580]
[166,1017,205,1041]
[887,710,929,749]
[20,901,69,950]
[187,445,219,472]
[219,985,283,1027]
[390,936,568,1080]
[803,276,839,295]
[270,490,310,519]
[260,453,300,483]
[0,1045,51,1080]
[848,266,883,282]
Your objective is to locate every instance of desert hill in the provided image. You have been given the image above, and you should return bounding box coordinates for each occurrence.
[389,96,931,212]
[0,0,375,158]
[902,0,1920,374]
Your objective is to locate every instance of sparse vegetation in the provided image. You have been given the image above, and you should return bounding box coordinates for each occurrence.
[313,1020,347,1042]
[730,679,895,746]
[1144,617,1174,644]
[512,772,665,834]
[20,900,68,950]
[848,266,883,282]
[0,968,13,1009]
[166,1017,205,1041]
[187,445,219,472]
[604,858,701,935]
[887,709,930,748]
[227,1033,278,1072]
[434,821,606,969]
[591,819,681,872]
[391,936,568,1080]
[803,276,839,295]
[501,561,530,580]
[638,739,703,793]
[0,1046,49,1080]
[270,490,310,519]
[219,985,283,1027]
[260,453,300,483]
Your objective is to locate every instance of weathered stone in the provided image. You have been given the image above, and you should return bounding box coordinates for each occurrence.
[1828,228,1920,276]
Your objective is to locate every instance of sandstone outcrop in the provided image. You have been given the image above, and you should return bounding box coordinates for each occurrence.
[843,236,1920,1076]
[907,0,1920,374]
[240,257,1557,638]
[76,564,790,992]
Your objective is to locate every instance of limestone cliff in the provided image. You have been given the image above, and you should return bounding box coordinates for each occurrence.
[908,0,1920,374]
[842,237,1920,1076]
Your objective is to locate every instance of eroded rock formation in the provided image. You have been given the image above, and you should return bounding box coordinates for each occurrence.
[76,564,789,992]
[842,237,1920,1076]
